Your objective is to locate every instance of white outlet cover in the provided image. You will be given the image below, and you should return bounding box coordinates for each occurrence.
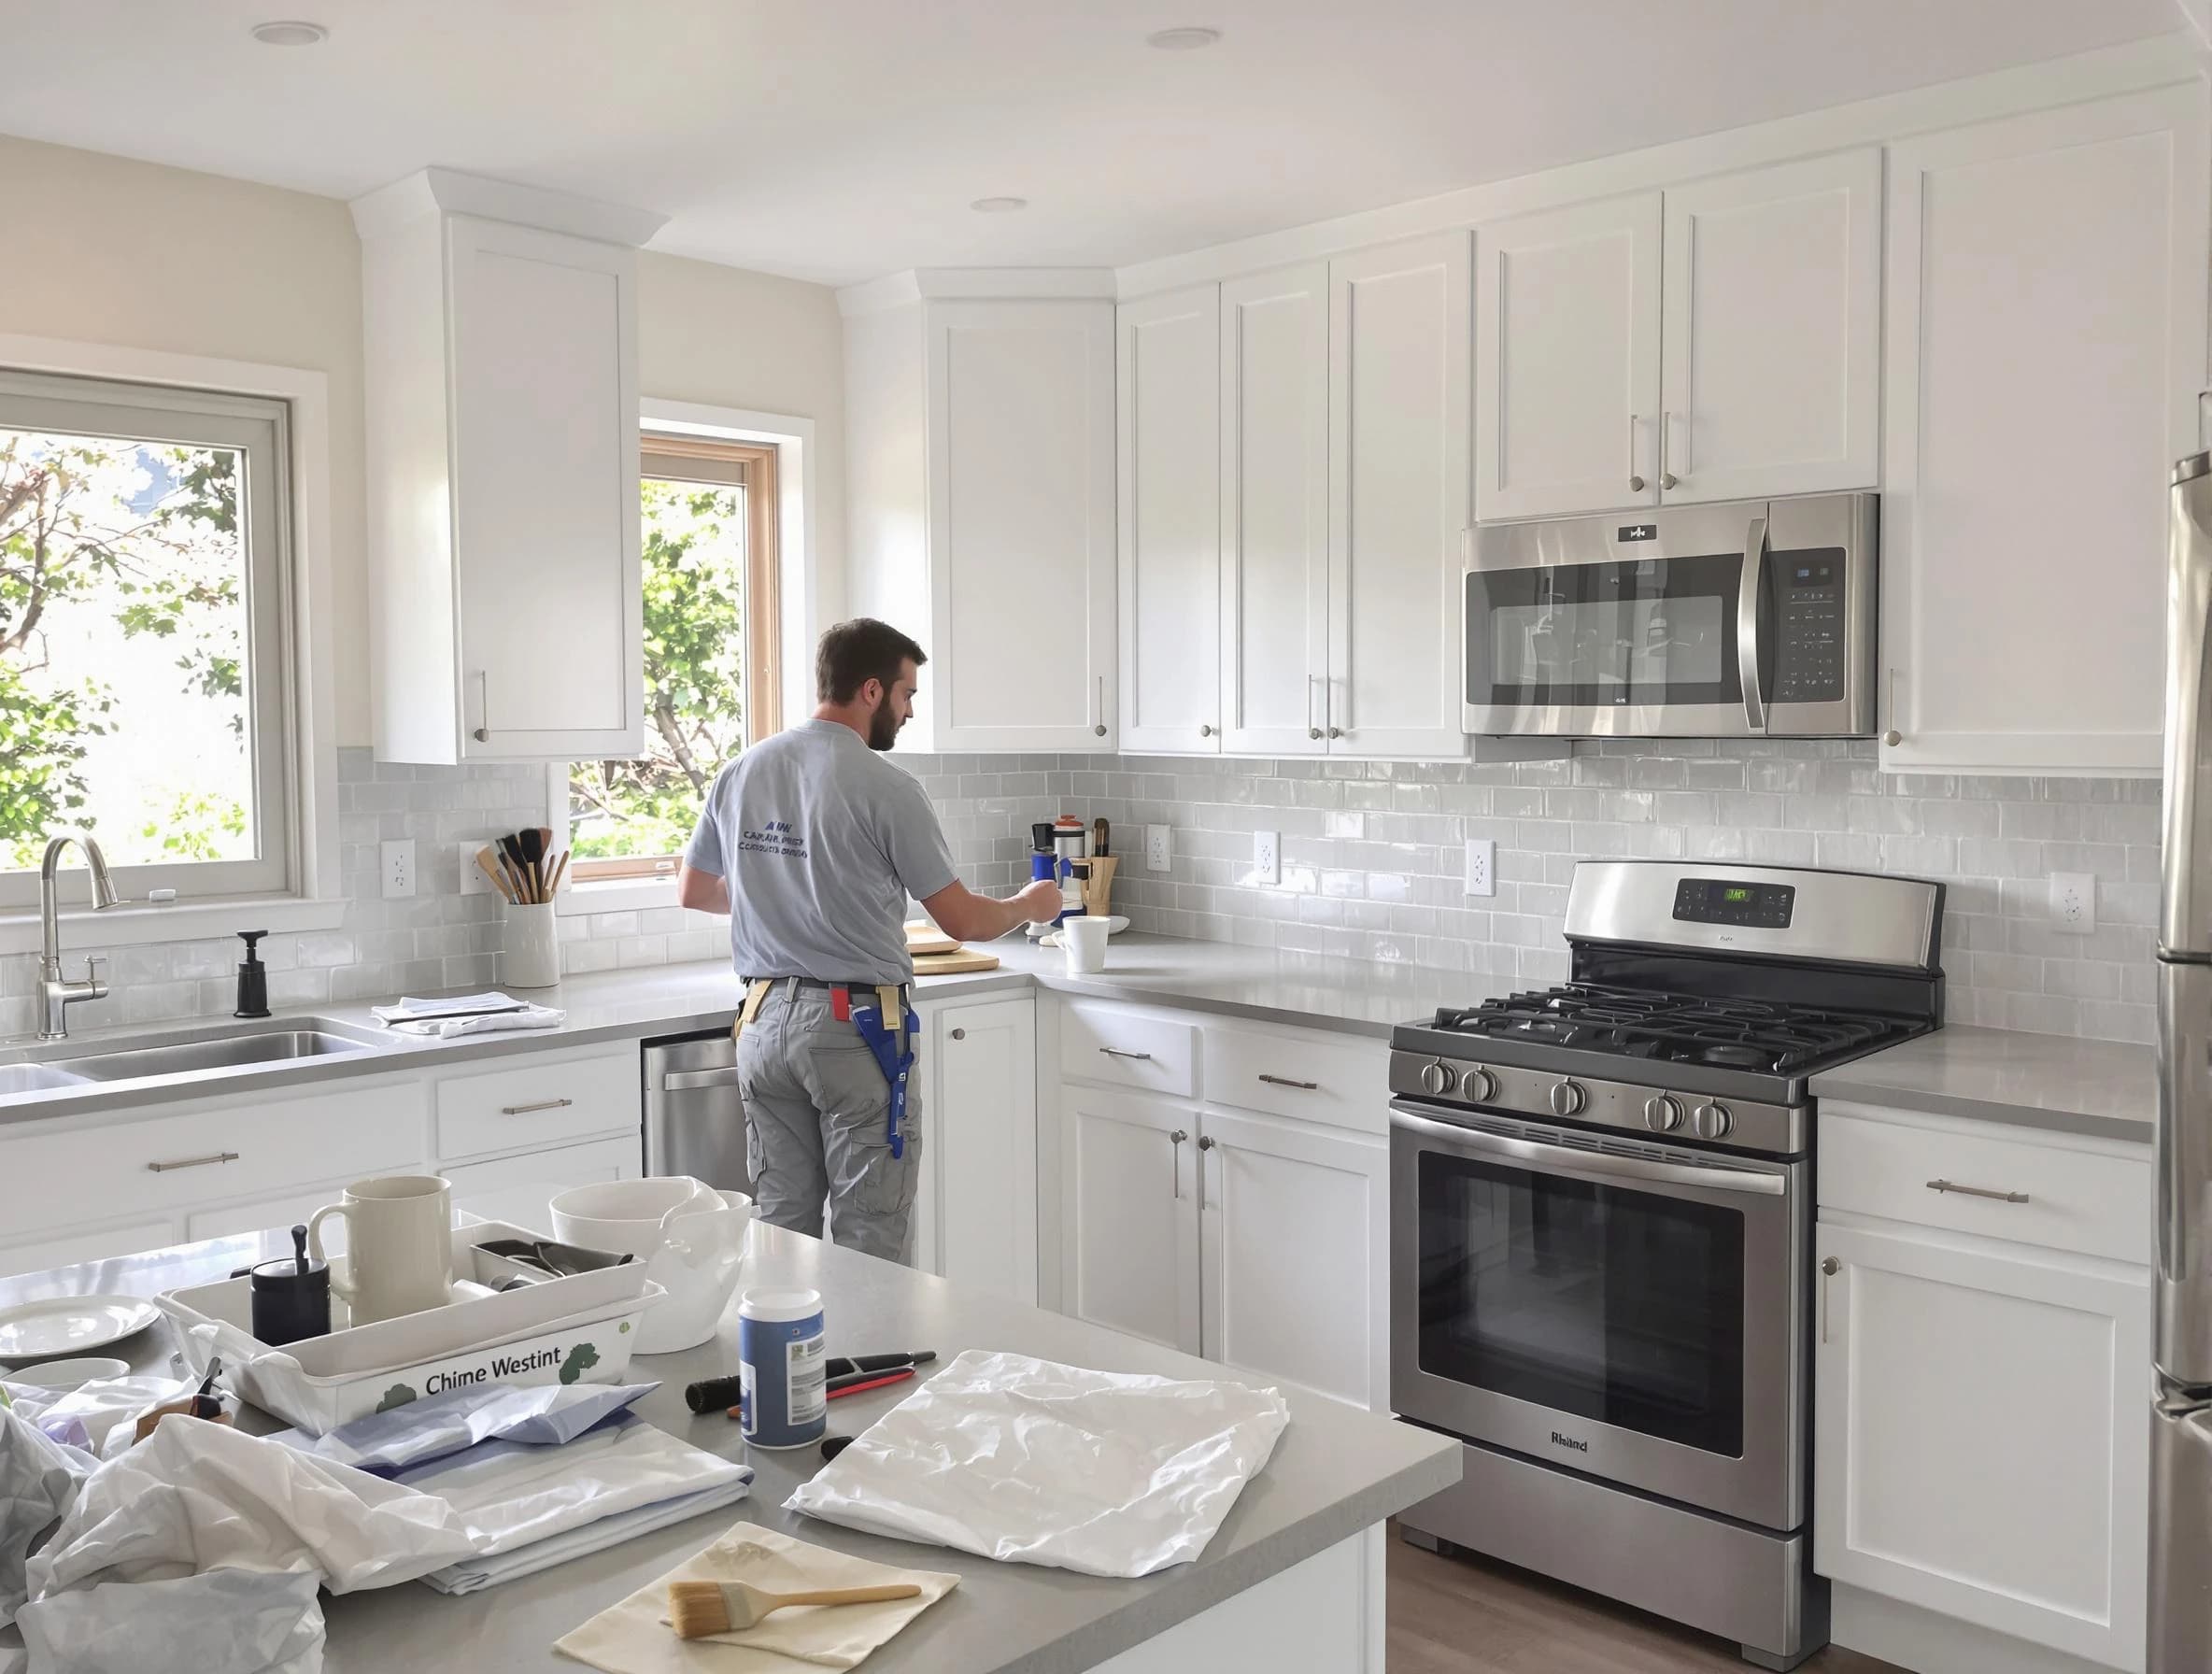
[380,838,416,901]
[1253,830,1281,887]
[1464,837,1496,898]
[2049,871,2095,935]
[1145,824,1172,872]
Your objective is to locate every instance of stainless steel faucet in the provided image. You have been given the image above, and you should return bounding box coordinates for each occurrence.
[38,829,120,1040]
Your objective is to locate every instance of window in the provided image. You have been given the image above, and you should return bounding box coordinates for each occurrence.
[565,433,783,880]
[0,370,294,907]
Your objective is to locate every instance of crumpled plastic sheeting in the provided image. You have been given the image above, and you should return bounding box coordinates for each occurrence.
[0,1416,92,1628]
[16,1569,324,1674]
[785,1349,1289,1578]
[272,1381,657,1476]
[24,1416,480,1601]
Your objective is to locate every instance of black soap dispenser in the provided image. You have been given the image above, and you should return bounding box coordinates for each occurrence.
[234,929,271,1018]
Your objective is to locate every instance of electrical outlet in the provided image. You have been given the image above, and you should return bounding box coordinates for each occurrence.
[2049,871,2096,935]
[1464,837,1496,898]
[380,838,416,901]
[1145,824,1172,872]
[1252,830,1281,887]
[460,843,488,896]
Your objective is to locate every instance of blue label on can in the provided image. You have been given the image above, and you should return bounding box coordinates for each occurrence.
[738,1308,827,1448]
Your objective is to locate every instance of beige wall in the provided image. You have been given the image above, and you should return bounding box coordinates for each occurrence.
[0,134,844,745]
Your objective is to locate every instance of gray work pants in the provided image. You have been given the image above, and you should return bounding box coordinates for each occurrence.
[735,981,922,1265]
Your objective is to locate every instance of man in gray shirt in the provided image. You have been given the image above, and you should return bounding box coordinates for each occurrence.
[677,618,1060,1262]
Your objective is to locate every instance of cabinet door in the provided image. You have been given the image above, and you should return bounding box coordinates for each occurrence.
[1475,193,1662,519]
[1220,263,1331,756]
[447,214,643,759]
[929,999,1038,1302]
[1881,86,2209,775]
[1059,1084,1200,1355]
[1327,235,1471,759]
[927,300,1117,751]
[1198,1107,1389,1410]
[0,1217,182,1284]
[1815,1221,2148,1670]
[1659,149,1880,504]
[1119,285,1223,755]
[445,1134,643,1232]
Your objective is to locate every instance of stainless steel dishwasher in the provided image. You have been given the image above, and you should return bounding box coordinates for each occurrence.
[642,1030,752,1193]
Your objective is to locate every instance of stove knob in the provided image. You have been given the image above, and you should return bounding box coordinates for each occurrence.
[1549,1080,1586,1118]
[1464,1066,1498,1104]
[1642,1094,1683,1133]
[1419,1059,1457,1097]
[1693,1101,1734,1141]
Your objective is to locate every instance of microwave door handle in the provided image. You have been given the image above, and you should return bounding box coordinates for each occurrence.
[1738,513,1768,734]
[1388,1102,1787,1197]
[2165,466,2212,950]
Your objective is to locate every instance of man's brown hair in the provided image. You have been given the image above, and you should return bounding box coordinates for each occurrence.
[815,617,927,704]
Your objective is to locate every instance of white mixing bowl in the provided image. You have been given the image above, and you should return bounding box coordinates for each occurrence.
[549,1176,753,1354]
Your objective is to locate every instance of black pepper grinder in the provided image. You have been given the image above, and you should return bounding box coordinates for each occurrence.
[234,929,270,1018]
[249,1224,331,1346]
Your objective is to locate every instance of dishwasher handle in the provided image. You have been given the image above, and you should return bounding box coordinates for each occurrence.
[659,1065,742,1093]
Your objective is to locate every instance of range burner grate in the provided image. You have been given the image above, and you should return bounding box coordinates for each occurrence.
[1432,983,1913,1075]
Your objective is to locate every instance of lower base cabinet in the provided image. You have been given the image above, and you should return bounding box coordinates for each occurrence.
[1815,1218,2149,1671]
[1059,1084,1202,1354]
[909,996,1040,1302]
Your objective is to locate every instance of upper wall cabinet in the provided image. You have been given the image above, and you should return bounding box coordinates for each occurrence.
[1474,150,1879,520]
[845,287,1117,754]
[1880,86,2209,776]
[353,169,664,764]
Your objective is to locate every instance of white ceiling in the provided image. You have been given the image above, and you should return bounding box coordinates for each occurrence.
[0,0,2185,287]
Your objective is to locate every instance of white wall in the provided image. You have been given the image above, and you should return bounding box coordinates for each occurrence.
[0,134,847,745]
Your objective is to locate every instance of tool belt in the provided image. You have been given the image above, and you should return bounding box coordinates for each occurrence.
[731,978,915,1160]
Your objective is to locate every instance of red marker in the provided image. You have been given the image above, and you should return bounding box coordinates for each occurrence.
[826,1367,915,1401]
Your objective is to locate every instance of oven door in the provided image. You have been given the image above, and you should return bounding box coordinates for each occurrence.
[1389,1099,1807,1531]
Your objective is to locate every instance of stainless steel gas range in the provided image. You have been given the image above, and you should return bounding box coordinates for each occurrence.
[1389,860,1945,1673]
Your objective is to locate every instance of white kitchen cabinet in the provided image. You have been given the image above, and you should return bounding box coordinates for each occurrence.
[1326,234,1470,759]
[1879,86,2209,776]
[0,1217,183,1284]
[1475,193,1662,520]
[1658,149,1880,504]
[911,997,1038,1302]
[1118,284,1223,754]
[1220,263,1332,756]
[1058,1083,1201,1355]
[444,1134,643,1230]
[1815,1218,2149,1671]
[353,169,660,764]
[431,1043,642,1163]
[846,286,1117,754]
[1198,1106,1389,1409]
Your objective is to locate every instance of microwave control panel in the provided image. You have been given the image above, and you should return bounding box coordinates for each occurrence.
[1673,876,1796,929]
[1768,549,1846,704]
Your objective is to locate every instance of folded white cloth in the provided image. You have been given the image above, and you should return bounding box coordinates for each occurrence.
[785,1349,1288,1578]
[383,1004,565,1039]
[419,1477,752,1596]
[554,1522,958,1673]
[371,991,529,1021]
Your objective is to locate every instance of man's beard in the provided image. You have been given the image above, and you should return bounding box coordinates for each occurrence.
[867,693,903,751]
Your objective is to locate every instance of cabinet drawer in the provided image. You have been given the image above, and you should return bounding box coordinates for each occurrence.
[1059,1003,1198,1098]
[1820,1105,2151,1264]
[1201,1021,1386,1137]
[434,1046,640,1161]
[0,1081,425,1238]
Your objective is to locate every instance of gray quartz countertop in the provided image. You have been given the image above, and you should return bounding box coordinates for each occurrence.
[1809,1023,2156,1145]
[0,1221,1460,1674]
[0,932,1466,1121]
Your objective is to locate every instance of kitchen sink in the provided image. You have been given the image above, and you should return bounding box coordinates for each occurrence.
[2,1015,396,1094]
[0,1063,91,1095]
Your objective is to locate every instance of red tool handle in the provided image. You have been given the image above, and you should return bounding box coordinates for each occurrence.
[826,1367,915,1401]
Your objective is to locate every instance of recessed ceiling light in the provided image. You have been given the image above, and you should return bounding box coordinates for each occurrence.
[970,197,1028,214]
[249,20,329,46]
[1145,26,1221,50]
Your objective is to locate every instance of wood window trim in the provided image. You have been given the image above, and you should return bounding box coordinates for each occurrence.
[574,434,782,883]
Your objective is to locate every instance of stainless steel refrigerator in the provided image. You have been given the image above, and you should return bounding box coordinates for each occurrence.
[2155,448,2212,1669]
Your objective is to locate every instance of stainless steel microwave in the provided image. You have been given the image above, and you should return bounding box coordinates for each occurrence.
[1462,492,1877,739]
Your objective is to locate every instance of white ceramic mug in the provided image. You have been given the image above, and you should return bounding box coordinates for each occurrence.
[1062,915,1110,974]
[306,1174,455,1326]
[503,901,560,989]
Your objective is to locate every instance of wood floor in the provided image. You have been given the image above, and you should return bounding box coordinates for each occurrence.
[1386,1529,1908,1674]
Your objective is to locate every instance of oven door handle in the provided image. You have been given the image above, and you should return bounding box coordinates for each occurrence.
[1388,1102,1789,1197]
[1738,511,1767,735]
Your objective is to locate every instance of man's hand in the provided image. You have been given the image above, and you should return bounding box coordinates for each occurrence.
[1014,878,1064,924]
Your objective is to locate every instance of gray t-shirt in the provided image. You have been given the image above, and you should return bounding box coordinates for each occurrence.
[682,718,958,986]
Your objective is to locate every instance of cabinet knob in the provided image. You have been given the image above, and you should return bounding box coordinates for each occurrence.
[1883,729,1902,747]
[1308,728,1323,740]
[1199,724,1213,738]
[1326,727,1342,740]
[1822,1257,1839,1276]
[1094,723,1108,737]
[949,1028,966,1041]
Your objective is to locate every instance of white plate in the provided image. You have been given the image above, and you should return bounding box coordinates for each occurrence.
[1037,915,1131,944]
[1,1355,131,1391]
[0,1295,161,1360]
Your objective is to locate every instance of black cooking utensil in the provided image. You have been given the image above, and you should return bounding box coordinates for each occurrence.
[475,1237,634,1277]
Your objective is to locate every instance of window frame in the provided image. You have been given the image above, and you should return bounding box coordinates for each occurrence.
[549,400,815,918]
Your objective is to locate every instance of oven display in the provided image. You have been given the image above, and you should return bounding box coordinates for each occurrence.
[1673,877,1794,929]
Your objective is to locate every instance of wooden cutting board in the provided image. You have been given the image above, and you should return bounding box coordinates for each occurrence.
[904,919,962,956]
[911,949,1002,974]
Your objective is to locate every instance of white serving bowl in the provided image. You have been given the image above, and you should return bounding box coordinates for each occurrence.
[549,1176,753,1354]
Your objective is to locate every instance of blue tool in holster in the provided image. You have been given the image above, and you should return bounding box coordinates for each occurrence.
[849,990,914,1161]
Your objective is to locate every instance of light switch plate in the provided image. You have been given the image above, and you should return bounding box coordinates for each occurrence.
[381,838,416,900]
[1464,838,1496,898]
[1145,824,1172,872]
[1253,830,1281,887]
[2049,871,2095,935]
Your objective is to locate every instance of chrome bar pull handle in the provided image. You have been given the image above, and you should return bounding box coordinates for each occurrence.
[1098,1046,1154,1062]
[1307,675,1323,741]
[1738,514,1767,735]
[1660,411,1680,490]
[502,1098,574,1115]
[148,1151,240,1173]
[1258,1073,1319,1091]
[1883,667,1903,747]
[1926,1178,2030,1203]
[1094,675,1108,738]
[1198,1133,1217,1209]
[472,671,491,744]
[1821,1256,1839,1342]
[1170,1128,1187,1199]
[1627,413,1646,493]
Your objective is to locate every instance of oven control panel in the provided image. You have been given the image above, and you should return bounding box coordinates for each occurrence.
[1672,876,1795,929]
[1767,549,1845,704]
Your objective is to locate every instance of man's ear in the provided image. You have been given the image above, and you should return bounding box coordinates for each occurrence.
[857,676,885,709]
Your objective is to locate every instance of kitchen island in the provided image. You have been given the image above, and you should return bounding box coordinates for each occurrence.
[0,1215,1459,1674]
